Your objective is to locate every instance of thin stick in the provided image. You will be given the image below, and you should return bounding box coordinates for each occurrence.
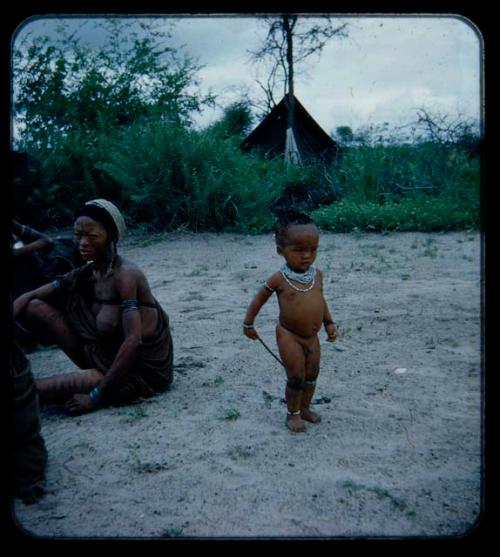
[257,335,285,368]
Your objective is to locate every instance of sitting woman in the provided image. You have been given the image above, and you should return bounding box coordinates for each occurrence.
[13,199,174,416]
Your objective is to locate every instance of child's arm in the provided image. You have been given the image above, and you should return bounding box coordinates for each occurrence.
[243,273,280,340]
[318,270,338,342]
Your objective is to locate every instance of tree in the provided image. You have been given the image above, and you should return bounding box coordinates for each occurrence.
[250,16,348,110]
[249,15,348,163]
[11,19,217,227]
[335,125,354,144]
[12,19,215,152]
[208,101,254,139]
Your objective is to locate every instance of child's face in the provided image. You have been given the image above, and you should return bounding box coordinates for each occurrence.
[277,224,319,273]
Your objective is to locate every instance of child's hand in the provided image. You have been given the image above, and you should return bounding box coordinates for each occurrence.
[325,322,338,342]
[243,324,259,340]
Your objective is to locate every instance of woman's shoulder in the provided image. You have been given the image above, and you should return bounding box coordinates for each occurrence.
[113,257,148,285]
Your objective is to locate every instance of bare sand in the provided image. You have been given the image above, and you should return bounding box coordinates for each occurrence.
[12,230,483,539]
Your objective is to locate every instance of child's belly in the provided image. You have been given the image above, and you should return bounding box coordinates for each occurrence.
[278,293,324,338]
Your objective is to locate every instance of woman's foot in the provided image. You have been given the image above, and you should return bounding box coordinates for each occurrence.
[286,412,306,433]
[301,407,321,423]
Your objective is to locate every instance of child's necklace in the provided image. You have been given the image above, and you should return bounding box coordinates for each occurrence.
[280,264,316,292]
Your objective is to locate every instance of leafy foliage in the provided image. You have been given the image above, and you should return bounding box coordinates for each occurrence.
[13,20,214,153]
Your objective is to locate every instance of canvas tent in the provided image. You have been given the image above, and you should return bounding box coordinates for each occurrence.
[240,94,340,165]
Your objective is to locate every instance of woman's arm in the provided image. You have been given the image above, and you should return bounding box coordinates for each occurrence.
[91,271,143,403]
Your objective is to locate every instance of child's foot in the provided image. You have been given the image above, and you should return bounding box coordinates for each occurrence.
[301,408,321,423]
[286,412,306,433]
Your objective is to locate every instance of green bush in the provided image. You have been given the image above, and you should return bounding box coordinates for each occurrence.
[99,118,307,233]
[312,194,480,232]
[17,115,480,234]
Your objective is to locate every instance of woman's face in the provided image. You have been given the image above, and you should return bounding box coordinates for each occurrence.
[73,216,110,262]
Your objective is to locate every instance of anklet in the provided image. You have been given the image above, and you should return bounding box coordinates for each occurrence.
[287,410,301,416]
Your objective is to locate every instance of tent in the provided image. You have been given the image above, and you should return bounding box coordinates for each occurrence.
[240,94,340,165]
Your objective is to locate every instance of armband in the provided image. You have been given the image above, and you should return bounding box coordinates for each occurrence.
[51,279,62,290]
[323,320,335,326]
[89,386,103,407]
[121,299,140,313]
[263,282,275,293]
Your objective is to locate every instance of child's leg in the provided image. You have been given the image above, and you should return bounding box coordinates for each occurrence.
[276,325,306,433]
[36,369,103,405]
[301,336,321,423]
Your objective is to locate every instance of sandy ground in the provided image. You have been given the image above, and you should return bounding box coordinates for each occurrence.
[11,230,483,540]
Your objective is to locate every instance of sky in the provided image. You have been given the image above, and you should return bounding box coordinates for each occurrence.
[12,14,483,139]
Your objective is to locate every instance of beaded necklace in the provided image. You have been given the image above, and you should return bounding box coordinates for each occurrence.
[280,264,316,292]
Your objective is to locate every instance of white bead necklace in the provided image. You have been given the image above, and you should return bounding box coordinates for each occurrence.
[280,264,316,292]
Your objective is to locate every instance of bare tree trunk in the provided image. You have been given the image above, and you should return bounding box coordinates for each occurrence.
[283,15,295,129]
[283,16,301,165]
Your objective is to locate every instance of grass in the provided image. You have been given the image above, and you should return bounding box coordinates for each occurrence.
[337,479,409,512]
[219,408,241,421]
[184,265,209,277]
[213,375,225,387]
[160,527,184,538]
[134,231,168,248]
[422,238,438,258]
[120,404,149,421]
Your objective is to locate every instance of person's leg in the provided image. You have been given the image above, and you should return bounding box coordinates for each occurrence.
[276,325,306,433]
[301,335,321,423]
[20,298,88,368]
[36,368,104,405]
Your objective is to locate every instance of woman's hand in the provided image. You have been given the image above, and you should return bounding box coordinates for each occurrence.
[64,394,96,416]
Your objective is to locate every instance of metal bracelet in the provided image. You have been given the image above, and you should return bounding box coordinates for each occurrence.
[89,386,103,406]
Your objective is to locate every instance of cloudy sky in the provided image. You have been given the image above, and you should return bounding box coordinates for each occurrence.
[13,14,482,137]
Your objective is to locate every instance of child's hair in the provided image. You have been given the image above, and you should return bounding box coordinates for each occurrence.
[275,208,315,246]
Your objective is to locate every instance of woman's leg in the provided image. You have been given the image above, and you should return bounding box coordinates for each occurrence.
[276,325,307,433]
[20,298,88,368]
[36,369,104,405]
[301,335,321,423]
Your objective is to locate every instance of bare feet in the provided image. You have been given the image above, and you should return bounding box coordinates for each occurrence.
[301,407,321,423]
[286,413,306,433]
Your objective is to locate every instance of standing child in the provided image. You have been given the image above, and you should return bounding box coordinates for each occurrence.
[243,211,337,433]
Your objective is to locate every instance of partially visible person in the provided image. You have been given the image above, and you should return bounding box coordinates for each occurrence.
[12,220,53,259]
[13,199,174,416]
[12,219,84,300]
[11,220,53,299]
[11,340,47,504]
